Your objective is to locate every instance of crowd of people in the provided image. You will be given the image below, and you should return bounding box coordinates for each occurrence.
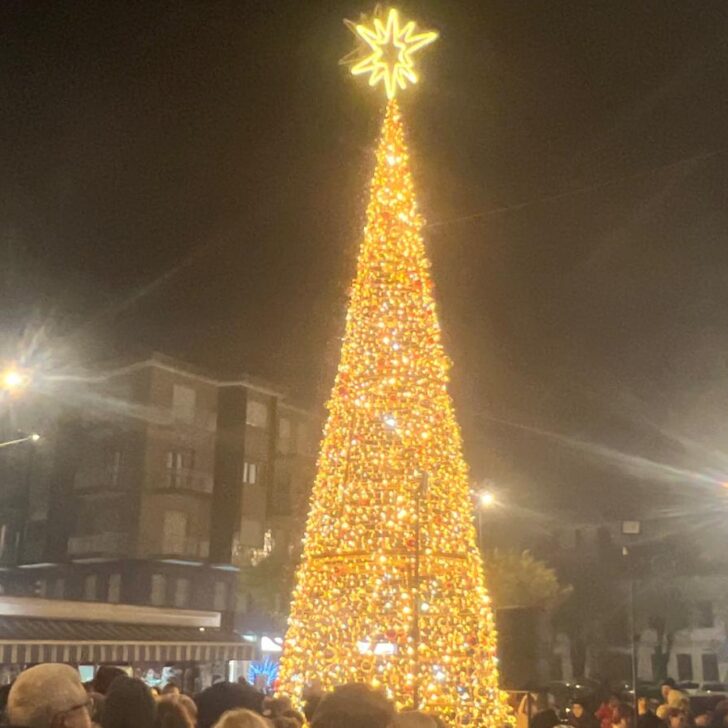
[0,664,448,728]
[522,678,728,728]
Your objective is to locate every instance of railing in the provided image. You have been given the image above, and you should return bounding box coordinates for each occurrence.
[73,466,129,492]
[159,536,210,559]
[155,468,214,494]
[67,532,129,556]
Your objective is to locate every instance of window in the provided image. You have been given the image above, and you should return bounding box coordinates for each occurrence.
[172,385,196,424]
[150,574,166,606]
[242,462,258,485]
[246,400,268,428]
[83,574,97,601]
[677,653,693,682]
[703,653,720,682]
[278,418,292,453]
[174,578,191,608]
[52,578,65,599]
[213,581,228,611]
[162,511,188,554]
[108,573,121,603]
[166,449,194,488]
[697,601,715,628]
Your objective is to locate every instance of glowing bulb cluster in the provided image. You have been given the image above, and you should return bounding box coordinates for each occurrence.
[279,102,512,727]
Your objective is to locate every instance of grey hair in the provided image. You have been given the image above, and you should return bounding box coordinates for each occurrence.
[8,664,87,728]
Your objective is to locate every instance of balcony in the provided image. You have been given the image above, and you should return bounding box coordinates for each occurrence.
[154,468,213,494]
[158,536,210,559]
[68,532,129,557]
[73,466,129,492]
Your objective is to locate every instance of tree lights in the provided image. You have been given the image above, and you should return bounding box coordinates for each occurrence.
[279,9,511,726]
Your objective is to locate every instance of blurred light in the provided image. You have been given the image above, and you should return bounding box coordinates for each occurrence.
[478,491,495,508]
[30,433,41,442]
[2,366,30,392]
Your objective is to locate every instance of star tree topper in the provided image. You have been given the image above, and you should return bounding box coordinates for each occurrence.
[344,7,438,99]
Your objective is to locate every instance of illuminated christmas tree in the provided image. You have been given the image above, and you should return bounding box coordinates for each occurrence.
[279,9,512,726]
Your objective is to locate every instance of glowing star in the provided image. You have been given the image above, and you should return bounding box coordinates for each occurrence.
[349,8,438,99]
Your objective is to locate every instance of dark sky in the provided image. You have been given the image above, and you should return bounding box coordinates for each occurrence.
[2,1,728,523]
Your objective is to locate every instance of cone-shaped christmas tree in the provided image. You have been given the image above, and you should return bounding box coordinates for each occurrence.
[279,10,511,726]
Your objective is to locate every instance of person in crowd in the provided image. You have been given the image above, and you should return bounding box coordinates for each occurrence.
[101,676,156,728]
[660,681,677,705]
[638,695,661,728]
[516,693,538,728]
[6,664,92,728]
[161,684,181,698]
[155,698,194,728]
[310,683,395,728]
[91,669,126,698]
[597,694,621,728]
[212,709,268,728]
[663,707,686,728]
[86,692,105,726]
[613,702,635,728]
[176,695,198,725]
[694,710,712,728]
[657,691,689,721]
[393,710,439,727]
[261,697,303,728]
[531,693,559,728]
[570,699,598,728]
[195,683,264,728]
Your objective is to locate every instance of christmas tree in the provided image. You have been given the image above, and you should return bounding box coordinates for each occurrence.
[279,9,511,726]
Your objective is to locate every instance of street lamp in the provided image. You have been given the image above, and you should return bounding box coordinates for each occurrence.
[479,490,495,508]
[474,489,497,549]
[1,365,31,393]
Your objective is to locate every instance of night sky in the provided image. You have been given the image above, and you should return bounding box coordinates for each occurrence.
[2,2,728,524]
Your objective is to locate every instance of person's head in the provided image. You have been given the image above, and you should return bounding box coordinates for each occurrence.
[176,695,198,723]
[572,701,586,719]
[195,682,264,728]
[212,708,269,728]
[93,667,127,697]
[311,684,394,728]
[155,697,193,728]
[393,710,439,727]
[694,711,711,727]
[638,697,651,715]
[661,680,676,701]
[102,676,156,728]
[161,683,180,698]
[666,691,688,712]
[7,664,92,728]
[666,707,686,728]
[613,703,633,728]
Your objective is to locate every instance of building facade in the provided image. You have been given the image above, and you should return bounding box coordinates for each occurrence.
[0,353,316,629]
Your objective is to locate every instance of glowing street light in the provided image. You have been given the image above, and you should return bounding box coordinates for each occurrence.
[478,490,496,508]
[1,366,31,393]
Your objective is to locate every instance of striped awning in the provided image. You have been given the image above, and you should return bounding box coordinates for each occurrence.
[0,617,255,665]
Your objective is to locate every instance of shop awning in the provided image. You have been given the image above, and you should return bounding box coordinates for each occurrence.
[0,616,256,665]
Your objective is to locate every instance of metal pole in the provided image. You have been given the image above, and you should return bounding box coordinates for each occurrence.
[17,440,36,564]
[630,577,639,726]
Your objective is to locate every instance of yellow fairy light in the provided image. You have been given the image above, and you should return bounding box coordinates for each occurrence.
[349,8,438,99]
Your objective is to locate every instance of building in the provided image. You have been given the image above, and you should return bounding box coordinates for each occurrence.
[0,352,317,634]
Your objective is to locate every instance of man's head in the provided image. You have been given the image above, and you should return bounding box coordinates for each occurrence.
[666,708,686,728]
[161,682,180,697]
[311,684,394,728]
[7,664,91,728]
[661,679,676,701]
[572,701,585,719]
[637,697,650,715]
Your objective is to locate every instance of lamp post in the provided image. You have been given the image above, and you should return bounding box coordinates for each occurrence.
[475,489,496,549]
[1,365,31,395]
